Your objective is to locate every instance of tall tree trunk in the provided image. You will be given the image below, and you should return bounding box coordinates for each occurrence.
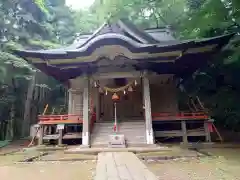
[5,64,18,140]
[22,73,36,137]
[6,105,14,140]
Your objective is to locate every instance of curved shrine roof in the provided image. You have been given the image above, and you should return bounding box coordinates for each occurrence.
[14,19,234,82]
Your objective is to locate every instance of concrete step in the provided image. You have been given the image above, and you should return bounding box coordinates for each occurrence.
[91,137,146,145]
[91,120,147,146]
[91,133,146,138]
[94,121,145,125]
[92,129,145,134]
[93,124,146,128]
[91,133,146,139]
[92,129,146,134]
[91,136,146,142]
[90,142,153,148]
[91,136,146,141]
[92,123,146,128]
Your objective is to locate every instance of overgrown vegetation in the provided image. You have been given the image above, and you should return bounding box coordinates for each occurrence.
[0,0,240,140]
[93,0,240,131]
[0,0,71,139]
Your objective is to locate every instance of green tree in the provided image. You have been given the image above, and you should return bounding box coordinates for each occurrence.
[179,0,240,130]
[0,0,72,139]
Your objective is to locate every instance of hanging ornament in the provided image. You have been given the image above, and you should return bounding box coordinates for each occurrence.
[112,93,120,101]
[128,86,133,92]
[134,80,137,86]
[105,90,108,95]
[123,90,126,95]
[94,81,97,87]
[99,87,103,93]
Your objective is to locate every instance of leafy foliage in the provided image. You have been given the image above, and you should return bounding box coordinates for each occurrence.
[86,0,240,130]
[34,0,49,14]
[179,0,240,130]
[0,0,71,139]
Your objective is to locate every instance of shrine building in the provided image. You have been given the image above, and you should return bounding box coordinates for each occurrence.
[15,19,233,147]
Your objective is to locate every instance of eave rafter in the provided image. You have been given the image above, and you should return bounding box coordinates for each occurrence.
[13,18,234,82]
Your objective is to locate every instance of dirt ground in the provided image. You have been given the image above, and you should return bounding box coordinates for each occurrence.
[1,141,240,180]
[0,161,96,180]
[145,148,240,180]
[39,150,97,161]
[0,140,29,155]
[0,143,97,180]
[200,148,240,161]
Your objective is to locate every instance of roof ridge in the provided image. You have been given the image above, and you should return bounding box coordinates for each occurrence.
[117,19,159,44]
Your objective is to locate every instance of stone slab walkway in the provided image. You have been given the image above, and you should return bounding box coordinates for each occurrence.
[94,152,158,180]
[65,146,169,154]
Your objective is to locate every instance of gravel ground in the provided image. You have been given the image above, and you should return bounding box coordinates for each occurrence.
[146,156,240,180]
[0,150,45,165]
[0,145,97,180]
[2,143,240,180]
[39,151,97,161]
[0,161,96,180]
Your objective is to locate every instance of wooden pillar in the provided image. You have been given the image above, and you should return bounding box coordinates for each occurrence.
[58,129,63,146]
[82,77,90,147]
[68,89,73,114]
[38,125,43,145]
[95,88,100,122]
[181,120,188,144]
[43,126,47,135]
[100,94,104,121]
[204,121,211,142]
[143,75,154,144]
[48,126,52,135]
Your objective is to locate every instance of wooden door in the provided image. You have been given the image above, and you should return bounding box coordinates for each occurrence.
[116,86,143,120]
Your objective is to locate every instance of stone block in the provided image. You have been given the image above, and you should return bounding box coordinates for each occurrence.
[108,134,126,148]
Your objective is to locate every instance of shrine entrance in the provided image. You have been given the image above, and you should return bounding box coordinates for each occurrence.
[115,86,143,121]
[98,78,143,122]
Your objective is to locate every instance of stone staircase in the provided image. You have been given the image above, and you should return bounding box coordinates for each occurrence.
[91,120,147,147]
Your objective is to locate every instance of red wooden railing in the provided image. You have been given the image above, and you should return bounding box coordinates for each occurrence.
[38,112,97,126]
[38,93,96,126]
[152,111,209,121]
[38,114,83,124]
[38,111,208,124]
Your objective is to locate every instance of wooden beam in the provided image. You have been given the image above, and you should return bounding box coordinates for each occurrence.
[187,130,205,137]
[143,75,154,144]
[155,130,206,138]
[58,129,63,146]
[204,121,211,142]
[63,133,82,139]
[95,88,100,122]
[155,130,183,137]
[82,77,90,147]
[38,125,43,145]
[68,89,73,114]
[43,134,59,140]
[92,71,141,79]
[181,120,188,144]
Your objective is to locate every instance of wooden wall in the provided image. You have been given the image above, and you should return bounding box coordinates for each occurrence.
[69,74,179,119]
[150,75,178,113]
[101,79,143,121]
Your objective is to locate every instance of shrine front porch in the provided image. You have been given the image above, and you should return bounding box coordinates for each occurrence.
[35,73,212,148]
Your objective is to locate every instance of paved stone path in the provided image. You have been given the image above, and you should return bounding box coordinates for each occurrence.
[94,152,158,180]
